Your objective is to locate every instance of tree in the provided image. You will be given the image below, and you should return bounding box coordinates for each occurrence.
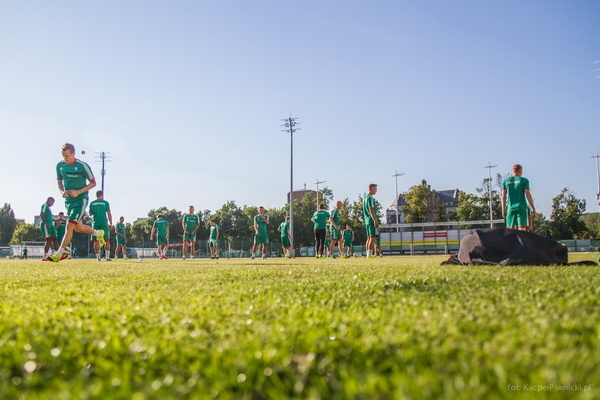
[10,222,42,244]
[581,212,599,240]
[531,212,550,237]
[402,182,430,223]
[455,175,503,225]
[0,203,17,246]
[548,188,588,240]
[211,201,252,240]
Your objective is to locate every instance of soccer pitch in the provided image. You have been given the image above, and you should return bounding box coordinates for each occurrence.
[1,255,598,399]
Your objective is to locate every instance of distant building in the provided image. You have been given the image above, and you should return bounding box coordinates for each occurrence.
[386,181,460,224]
[287,186,317,204]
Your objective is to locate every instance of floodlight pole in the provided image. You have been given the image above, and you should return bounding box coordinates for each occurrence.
[281,116,300,252]
[392,171,405,232]
[315,179,326,208]
[95,151,111,193]
[484,162,497,228]
[593,151,600,211]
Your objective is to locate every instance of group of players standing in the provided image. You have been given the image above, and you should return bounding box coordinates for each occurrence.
[42,143,384,262]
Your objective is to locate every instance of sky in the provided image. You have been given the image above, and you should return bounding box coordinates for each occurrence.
[1,0,600,224]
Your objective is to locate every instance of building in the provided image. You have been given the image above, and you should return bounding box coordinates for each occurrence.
[287,187,317,204]
[386,182,460,224]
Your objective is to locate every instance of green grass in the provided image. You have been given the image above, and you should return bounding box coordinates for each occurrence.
[1,254,599,399]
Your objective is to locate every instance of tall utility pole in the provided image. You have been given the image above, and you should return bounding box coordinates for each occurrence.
[484,162,497,228]
[95,152,111,193]
[593,151,600,211]
[281,116,300,251]
[392,171,405,232]
[315,179,326,208]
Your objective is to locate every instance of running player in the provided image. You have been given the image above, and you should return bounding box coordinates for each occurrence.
[49,144,104,262]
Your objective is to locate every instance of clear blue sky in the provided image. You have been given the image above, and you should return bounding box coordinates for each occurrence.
[2,1,600,224]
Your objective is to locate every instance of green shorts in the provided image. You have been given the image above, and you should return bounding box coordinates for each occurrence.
[183,233,196,241]
[41,224,56,238]
[92,224,110,241]
[65,196,88,223]
[254,232,269,244]
[281,236,291,248]
[116,236,126,245]
[365,222,377,238]
[329,226,341,240]
[506,208,529,230]
[157,235,169,245]
[209,240,218,248]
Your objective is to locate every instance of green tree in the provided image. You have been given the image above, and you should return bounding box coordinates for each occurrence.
[211,201,252,240]
[582,212,600,239]
[531,212,550,237]
[402,182,430,223]
[10,222,42,244]
[548,188,588,240]
[0,203,17,246]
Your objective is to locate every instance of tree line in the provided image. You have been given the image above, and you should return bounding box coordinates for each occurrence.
[1,181,599,250]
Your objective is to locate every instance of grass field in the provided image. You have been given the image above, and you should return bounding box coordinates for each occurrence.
[1,254,599,399]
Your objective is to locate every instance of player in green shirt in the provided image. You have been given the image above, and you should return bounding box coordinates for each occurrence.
[278,216,293,258]
[150,214,170,259]
[209,220,220,259]
[49,143,105,262]
[182,206,200,259]
[328,201,343,258]
[342,224,354,258]
[501,164,536,231]
[114,216,128,259]
[251,206,270,259]
[54,212,70,259]
[40,197,58,261]
[363,184,380,258]
[312,204,330,258]
[89,190,113,261]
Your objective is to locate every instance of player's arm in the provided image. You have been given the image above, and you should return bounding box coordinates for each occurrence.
[525,189,536,216]
[166,226,170,239]
[107,210,113,227]
[150,226,155,240]
[263,215,270,225]
[67,179,96,198]
[501,188,507,218]
[369,206,379,227]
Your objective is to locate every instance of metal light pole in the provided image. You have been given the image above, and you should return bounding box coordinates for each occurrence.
[392,171,405,232]
[95,151,111,193]
[315,179,326,208]
[281,117,300,251]
[484,162,497,228]
[592,151,600,211]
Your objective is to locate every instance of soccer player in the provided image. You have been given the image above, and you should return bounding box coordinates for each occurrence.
[501,164,536,231]
[342,224,354,258]
[363,183,380,258]
[49,143,105,262]
[40,197,58,261]
[328,201,343,258]
[312,204,330,258]
[114,216,128,259]
[150,214,170,259]
[209,220,220,259]
[182,206,200,259]
[278,216,293,258]
[250,206,269,259]
[89,190,113,261]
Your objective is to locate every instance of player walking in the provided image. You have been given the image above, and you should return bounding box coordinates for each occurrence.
[182,206,200,259]
[89,190,113,261]
[40,197,58,261]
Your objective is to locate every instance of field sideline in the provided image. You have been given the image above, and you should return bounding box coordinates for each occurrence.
[1,255,599,399]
